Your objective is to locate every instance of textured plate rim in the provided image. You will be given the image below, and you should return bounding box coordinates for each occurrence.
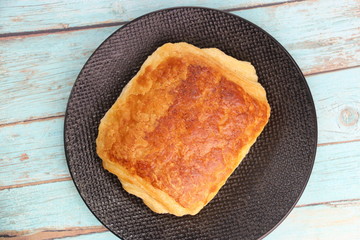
[64,6,318,240]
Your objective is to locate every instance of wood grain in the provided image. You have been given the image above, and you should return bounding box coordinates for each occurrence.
[0,181,101,232]
[0,118,70,187]
[0,177,71,191]
[0,27,117,125]
[308,67,360,144]
[0,0,297,35]
[0,115,63,128]
[297,140,360,206]
[235,0,360,75]
[266,199,360,240]
[1,0,359,126]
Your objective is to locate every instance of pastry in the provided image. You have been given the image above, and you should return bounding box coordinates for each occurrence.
[96,42,270,216]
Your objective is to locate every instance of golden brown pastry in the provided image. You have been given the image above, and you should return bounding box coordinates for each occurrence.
[96,42,270,216]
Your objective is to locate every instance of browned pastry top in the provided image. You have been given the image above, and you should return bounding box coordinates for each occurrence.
[104,55,269,209]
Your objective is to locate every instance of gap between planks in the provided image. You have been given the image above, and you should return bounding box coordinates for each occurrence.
[305,65,360,77]
[295,198,360,208]
[318,138,360,147]
[0,177,72,191]
[0,226,107,240]
[0,114,64,128]
[0,0,306,39]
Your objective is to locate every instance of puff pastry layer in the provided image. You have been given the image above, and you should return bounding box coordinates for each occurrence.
[96,42,270,216]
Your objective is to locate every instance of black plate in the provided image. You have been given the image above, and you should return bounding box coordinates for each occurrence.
[64,7,317,240]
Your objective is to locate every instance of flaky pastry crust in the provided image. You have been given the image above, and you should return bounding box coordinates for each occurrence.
[96,42,270,216]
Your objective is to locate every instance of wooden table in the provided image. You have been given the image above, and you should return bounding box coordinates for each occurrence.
[1,0,359,239]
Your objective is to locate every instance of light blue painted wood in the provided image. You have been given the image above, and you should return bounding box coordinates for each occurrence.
[0,118,68,187]
[0,27,117,125]
[0,181,101,231]
[266,200,360,240]
[297,140,360,205]
[0,0,285,34]
[1,0,359,126]
[235,0,360,75]
[307,68,360,144]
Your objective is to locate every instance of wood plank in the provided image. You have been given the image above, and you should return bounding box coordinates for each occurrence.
[0,0,293,34]
[0,181,101,232]
[234,0,360,75]
[1,0,359,126]
[307,67,360,144]
[296,140,360,206]
[0,118,70,187]
[0,27,117,125]
[266,199,360,240]
[0,178,359,239]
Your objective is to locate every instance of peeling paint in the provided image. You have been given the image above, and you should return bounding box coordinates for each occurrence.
[20,153,29,161]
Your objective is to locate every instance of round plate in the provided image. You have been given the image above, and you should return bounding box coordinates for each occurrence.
[64,7,317,240]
